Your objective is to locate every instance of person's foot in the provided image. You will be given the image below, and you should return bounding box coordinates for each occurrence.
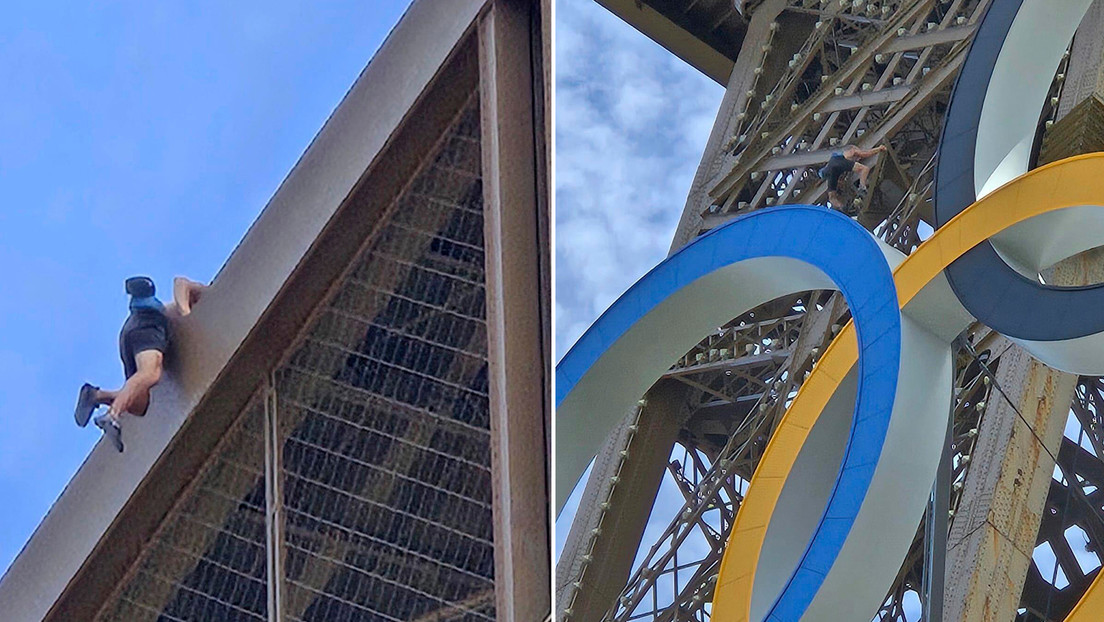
[74,383,99,427]
[93,414,124,453]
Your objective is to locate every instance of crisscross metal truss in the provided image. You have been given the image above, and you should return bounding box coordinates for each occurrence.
[1018,377,1104,622]
[275,97,495,622]
[703,0,988,230]
[558,0,1096,620]
[95,398,270,622]
[673,0,1069,250]
[95,95,496,622]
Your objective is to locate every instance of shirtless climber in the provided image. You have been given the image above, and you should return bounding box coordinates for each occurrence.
[73,276,207,452]
[818,144,888,209]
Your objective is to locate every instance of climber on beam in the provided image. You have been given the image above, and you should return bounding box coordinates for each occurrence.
[819,144,888,209]
[72,276,207,452]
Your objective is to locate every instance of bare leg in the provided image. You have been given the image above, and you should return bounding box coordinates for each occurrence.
[93,389,118,405]
[107,350,163,422]
[828,189,844,207]
[854,162,872,188]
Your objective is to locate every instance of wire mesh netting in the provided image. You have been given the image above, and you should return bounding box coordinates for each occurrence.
[96,398,269,622]
[95,91,494,622]
[275,95,496,622]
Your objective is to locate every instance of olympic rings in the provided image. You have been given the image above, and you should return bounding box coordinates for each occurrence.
[555,206,901,514]
[936,0,1104,357]
[720,0,1104,616]
[713,154,1104,621]
[557,1,1104,619]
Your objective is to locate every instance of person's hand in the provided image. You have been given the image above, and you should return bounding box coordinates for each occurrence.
[184,284,206,314]
[190,285,206,305]
[173,277,207,317]
[109,383,136,418]
[877,145,888,153]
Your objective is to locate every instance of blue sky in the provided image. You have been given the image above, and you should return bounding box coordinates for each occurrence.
[554,0,723,574]
[0,0,412,575]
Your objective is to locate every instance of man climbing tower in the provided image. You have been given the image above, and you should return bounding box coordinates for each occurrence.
[818,143,887,210]
[72,275,207,452]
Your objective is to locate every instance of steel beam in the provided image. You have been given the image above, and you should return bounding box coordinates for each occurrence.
[479,2,550,619]
[1057,0,1104,120]
[556,383,690,621]
[669,0,791,251]
[942,346,1077,622]
[264,379,286,622]
[883,24,975,53]
[595,0,743,84]
[943,250,1104,621]
[704,0,941,203]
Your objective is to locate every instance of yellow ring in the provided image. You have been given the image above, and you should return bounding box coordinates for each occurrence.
[712,153,1104,621]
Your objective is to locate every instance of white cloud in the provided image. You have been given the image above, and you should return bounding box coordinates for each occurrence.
[555,0,724,360]
[554,0,726,599]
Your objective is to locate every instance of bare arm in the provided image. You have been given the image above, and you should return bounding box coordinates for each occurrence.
[849,145,887,160]
[171,276,208,317]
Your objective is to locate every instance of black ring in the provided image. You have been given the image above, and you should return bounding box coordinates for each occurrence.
[935,0,1104,341]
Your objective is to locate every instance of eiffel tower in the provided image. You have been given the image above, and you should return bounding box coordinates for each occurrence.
[557,1,1104,620]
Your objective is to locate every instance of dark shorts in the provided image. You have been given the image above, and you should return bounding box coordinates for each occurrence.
[119,310,170,379]
[821,153,854,189]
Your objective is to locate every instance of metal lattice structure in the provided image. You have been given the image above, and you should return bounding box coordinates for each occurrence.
[558,0,1104,620]
[95,398,270,622]
[586,322,1003,622]
[96,95,498,622]
[0,4,549,621]
[693,0,989,240]
[275,98,496,622]
[1017,377,1104,621]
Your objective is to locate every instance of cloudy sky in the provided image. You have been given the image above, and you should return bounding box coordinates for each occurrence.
[555,0,724,360]
[554,0,724,573]
[0,0,412,575]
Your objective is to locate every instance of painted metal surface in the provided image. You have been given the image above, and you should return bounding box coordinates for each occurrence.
[936,0,1101,346]
[556,205,907,619]
[0,2,489,620]
[715,153,1104,621]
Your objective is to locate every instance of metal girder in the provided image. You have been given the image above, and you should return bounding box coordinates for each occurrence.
[882,24,975,53]
[705,0,946,201]
[704,41,967,228]
[1016,376,1104,622]
[594,293,847,622]
[819,84,912,112]
[562,0,1103,621]
[557,385,692,622]
[689,0,992,246]
[596,0,746,84]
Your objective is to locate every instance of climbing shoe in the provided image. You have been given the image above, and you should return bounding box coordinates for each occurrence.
[74,383,98,428]
[94,414,124,453]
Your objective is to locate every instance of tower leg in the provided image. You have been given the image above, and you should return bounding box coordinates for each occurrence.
[556,382,689,620]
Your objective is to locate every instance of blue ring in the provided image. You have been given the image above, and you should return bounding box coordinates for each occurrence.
[556,206,901,620]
